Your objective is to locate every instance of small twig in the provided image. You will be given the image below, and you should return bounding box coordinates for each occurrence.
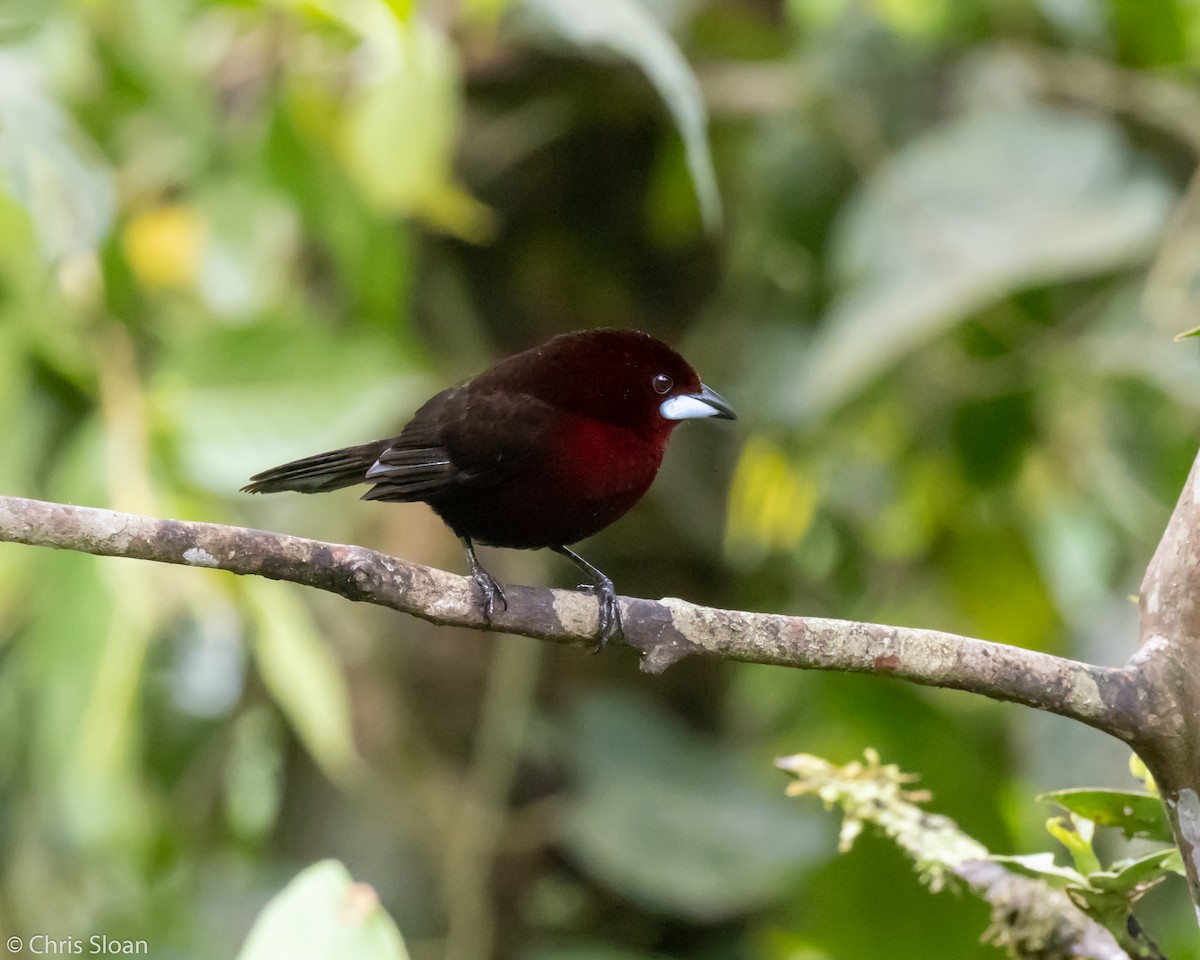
[778,752,1131,960]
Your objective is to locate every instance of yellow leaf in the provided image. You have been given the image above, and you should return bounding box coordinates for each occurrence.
[337,14,489,237]
[875,0,947,34]
[1045,814,1101,876]
[1129,752,1158,794]
[725,436,818,559]
[122,203,206,290]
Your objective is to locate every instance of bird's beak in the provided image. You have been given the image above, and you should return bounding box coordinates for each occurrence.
[659,383,737,421]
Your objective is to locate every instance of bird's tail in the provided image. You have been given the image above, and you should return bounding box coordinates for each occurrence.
[242,439,393,494]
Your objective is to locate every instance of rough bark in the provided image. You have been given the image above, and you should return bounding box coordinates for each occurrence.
[1137,452,1200,916]
[8,478,1200,932]
[0,494,1139,742]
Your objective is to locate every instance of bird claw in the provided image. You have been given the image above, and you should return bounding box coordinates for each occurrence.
[462,537,508,629]
[471,565,508,627]
[578,577,622,653]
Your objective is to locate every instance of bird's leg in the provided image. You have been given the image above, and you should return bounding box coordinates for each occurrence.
[554,546,622,652]
[461,537,507,626]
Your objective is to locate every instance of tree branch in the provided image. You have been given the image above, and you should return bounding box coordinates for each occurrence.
[0,494,1140,742]
[1137,450,1200,909]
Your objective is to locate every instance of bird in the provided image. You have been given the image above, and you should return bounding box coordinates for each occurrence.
[242,329,736,648]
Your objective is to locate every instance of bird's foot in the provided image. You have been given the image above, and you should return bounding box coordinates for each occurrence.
[577,576,622,653]
[462,537,507,628]
[554,546,622,652]
[471,564,508,627]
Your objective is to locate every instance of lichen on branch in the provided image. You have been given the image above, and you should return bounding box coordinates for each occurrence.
[0,494,1137,740]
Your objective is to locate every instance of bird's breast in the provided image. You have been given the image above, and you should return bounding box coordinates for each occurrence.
[429,415,668,549]
[549,416,666,500]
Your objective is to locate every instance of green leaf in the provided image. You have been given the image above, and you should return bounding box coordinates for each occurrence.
[280,0,488,236]
[0,50,114,260]
[1147,168,1200,338]
[1037,788,1172,842]
[192,182,300,318]
[336,11,491,238]
[151,322,428,494]
[7,550,156,847]
[561,691,826,920]
[793,107,1175,418]
[224,707,286,843]
[988,853,1088,888]
[236,861,410,960]
[1031,503,1119,629]
[1111,0,1187,66]
[1089,848,1183,895]
[518,0,721,234]
[244,581,363,785]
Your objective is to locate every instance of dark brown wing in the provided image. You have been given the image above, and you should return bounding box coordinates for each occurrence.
[360,385,555,503]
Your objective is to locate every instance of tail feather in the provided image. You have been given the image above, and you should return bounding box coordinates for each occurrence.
[242,440,393,494]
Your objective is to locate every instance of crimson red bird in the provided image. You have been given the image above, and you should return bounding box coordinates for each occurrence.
[242,329,735,646]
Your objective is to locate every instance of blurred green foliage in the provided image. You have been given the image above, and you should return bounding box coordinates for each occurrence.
[235,860,411,960]
[2,0,1200,957]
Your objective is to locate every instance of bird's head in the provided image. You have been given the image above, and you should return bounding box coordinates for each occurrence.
[493,329,735,436]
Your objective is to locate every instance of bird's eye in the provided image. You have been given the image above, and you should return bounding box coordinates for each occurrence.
[652,374,673,395]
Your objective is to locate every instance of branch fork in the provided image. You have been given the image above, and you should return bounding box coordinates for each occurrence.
[3,448,1200,915]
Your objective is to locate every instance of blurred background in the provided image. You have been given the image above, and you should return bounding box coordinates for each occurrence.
[1,0,1199,956]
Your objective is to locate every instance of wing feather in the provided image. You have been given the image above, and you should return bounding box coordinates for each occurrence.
[361,386,555,503]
